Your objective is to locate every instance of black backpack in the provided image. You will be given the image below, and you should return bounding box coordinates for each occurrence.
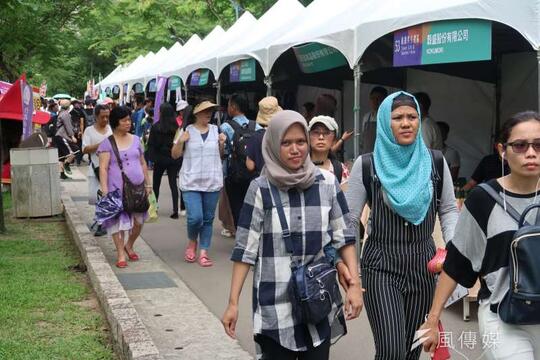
[228,119,257,182]
[361,149,444,207]
[479,183,540,325]
[45,114,58,138]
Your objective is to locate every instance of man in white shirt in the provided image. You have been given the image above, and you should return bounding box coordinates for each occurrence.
[361,86,388,154]
[414,92,443,150]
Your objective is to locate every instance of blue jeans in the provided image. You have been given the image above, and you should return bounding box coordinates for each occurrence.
[183,191,220,250]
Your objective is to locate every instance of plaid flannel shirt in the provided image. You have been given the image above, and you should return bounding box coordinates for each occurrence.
[231,169,355,355]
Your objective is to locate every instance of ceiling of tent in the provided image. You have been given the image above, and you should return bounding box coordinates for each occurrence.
[179,11,257,81]
[216,0,306,77]
[138,46,171,85]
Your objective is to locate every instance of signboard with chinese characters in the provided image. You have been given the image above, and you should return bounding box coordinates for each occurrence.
[229,59,256,82]
[393,19,491,67]
[293,43,348,73]
[133,83,144,94]
[147,79,157,92]
[190,69,210,86]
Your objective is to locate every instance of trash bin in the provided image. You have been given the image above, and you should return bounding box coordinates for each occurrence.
[10,147,62,218]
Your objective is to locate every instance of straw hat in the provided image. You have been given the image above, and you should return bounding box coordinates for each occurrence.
[256,96,282,127]
[58,99,71,109]
[193,100,218,115]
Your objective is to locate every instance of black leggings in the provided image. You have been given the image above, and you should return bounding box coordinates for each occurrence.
[152,161,183,214]
[256,335,330,360]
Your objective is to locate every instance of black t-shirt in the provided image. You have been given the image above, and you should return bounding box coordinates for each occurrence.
[246,129,266,173]
[471,153,510,183]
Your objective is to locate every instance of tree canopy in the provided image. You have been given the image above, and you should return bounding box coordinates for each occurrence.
[0,0,313,97]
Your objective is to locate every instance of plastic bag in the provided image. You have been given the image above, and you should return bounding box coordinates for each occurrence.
[146,192,158,223]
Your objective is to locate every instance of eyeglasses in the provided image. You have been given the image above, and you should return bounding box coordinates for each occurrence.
[505,140,540,153]
[310,130,333,138]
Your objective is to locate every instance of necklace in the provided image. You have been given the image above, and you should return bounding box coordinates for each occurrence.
[313,160,325,166]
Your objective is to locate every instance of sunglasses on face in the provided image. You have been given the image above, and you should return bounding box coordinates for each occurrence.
[505,139,540,153]
[309,130,333,138]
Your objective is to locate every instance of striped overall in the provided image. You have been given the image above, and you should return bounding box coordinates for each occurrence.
[362,163,439,360]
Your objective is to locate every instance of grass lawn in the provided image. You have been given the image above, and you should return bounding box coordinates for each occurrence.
[0,192,116,360]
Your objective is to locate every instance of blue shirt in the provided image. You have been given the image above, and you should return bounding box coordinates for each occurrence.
[132,108,145,137]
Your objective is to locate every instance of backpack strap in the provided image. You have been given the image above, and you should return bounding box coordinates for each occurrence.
[361,153,374,207]
[478,183,522,224]
[429,149,444,202]
[247,120,256,132]
[227,118,243,133]
[330,158,343,184]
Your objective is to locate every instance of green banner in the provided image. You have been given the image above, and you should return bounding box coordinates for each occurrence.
[230,59,256,82]
[393,19,492,67]
[169,76,182,89]
[293,43,347,73]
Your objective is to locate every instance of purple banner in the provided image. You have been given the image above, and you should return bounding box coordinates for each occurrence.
[153,76,167,124]
[21,80,34,140]
[393,26,422,67]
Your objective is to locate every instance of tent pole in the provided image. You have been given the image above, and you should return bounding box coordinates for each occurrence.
[537,50,540,112]
[353,64,363,160]
[215,79,222,126]
[265,75,273,96]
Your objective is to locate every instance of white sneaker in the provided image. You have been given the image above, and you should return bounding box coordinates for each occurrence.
[221,229,233,238]
[179,210,186,217]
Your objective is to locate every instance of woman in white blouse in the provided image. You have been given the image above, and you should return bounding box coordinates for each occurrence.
[172,100,226,267]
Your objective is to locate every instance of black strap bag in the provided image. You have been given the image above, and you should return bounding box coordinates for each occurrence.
[479,183,540,325]
[268,181,342,325]
[109,135,149,214]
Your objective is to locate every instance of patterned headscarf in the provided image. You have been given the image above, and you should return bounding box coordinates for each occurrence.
[373,91,433,225]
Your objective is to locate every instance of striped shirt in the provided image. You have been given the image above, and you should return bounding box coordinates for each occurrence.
[444,179,540,311]
[231,169,355,355]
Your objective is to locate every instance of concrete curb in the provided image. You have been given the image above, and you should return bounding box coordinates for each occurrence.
[62,194,163,360]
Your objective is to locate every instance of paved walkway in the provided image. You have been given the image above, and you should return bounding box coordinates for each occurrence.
[63,166,486,360]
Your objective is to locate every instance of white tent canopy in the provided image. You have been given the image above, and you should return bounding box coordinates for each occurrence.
[100,0,540,87]
[159,34,203,80]
[135,46,171,86]
[178,11,257,81]
[175,25,228,82]
[216,0,305,77]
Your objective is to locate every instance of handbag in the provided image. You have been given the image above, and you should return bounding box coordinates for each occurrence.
[268,181,342,325]
[479,183,540,325]
[109,135,149,214]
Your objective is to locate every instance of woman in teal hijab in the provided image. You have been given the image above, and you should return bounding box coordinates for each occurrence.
[343,91,458,359]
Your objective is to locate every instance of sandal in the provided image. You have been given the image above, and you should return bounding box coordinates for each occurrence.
[184,242,197,263]
[124,246,139,261]
[116,261,128,268]
[198,254,213,267]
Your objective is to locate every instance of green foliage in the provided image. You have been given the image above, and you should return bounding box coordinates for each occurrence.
[0,0,313,97]
[0,194,116,359]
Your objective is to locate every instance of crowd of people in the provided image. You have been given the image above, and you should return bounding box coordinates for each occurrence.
[26,88,539,360]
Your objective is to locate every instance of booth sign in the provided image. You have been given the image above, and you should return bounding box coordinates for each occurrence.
[393,19,492,67]
[293,43,347,74]
[190,69,210,86]
[169,76,182,89]
[230,59,256,82]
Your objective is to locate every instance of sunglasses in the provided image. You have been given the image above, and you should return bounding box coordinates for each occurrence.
[505,140,540,153]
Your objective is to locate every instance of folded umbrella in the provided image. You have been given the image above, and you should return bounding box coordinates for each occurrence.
[95,189,123,225]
